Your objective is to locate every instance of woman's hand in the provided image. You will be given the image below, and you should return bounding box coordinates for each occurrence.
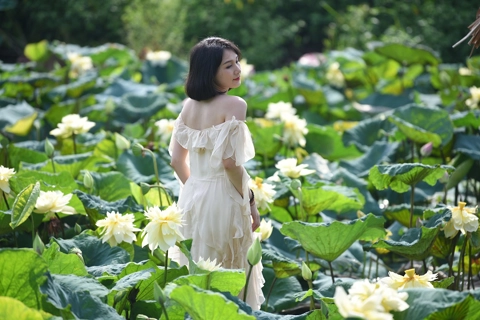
[250,204,260,231]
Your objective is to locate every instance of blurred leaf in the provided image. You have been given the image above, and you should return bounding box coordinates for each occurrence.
[0,296,52,320]
[374,43,440,66]
[5,111,37,136]
[24,40,49,61]
[432,276,454,289]
[383,204,427,227]
[453,134,480,161]
[305,124,361,161]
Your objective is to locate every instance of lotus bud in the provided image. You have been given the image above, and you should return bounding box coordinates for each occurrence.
[247,237,262,266]
[105,98,116,114]
[74,223,82,234]
[140,182,151,195]
[132,143,144,156]
[115,133,131,150]
[44,139,55,157]
[290,179,302,190]
[70,247,84,264]
[439,171,450,184]
[83,171,94,189]
[356,210,366,218]
[420,142,433,157]
[301,261,312,281]
[33,233,45,255]
[153,281,166,305]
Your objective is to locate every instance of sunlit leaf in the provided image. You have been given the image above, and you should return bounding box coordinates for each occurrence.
[5,112,37,136]
[10,182,40,229]
[0,296,52,320]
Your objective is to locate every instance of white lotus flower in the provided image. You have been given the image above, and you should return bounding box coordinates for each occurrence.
[142,203,184,252]
[50,114,95,139]
[282,114,308,147]
[146,50,172,66]
[443,201,478,238]
[334,279,409,320]
[155,118,175,143]
[196,256,222,272]
[275,158,315,178]
[96,211,141,247]
[298,53,321,67]
[256,218,273,241]
[466,86,480,109]
[0,165,15,194]
[326,62,345,88]
[240,58,255,79]
[34,190,76,219]
[265,101,296,120]
[248,177,276,211]
[381,268,438,290]
[459,67,472,76]
[67,53,93,78]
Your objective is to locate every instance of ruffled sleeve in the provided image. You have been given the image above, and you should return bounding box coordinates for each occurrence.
[168,115,187,155]
[210,116,255,168]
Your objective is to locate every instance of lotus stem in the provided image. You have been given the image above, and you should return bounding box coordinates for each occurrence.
[448,234,460,277]
[50,158,56,173]
[361,251,366,278]
[468,240,473,290]
[409,185,415,228]
[306,252,315,311]
[243,262,254,302]
[328,261,335,284]
[146,149,163,208]
[31,214,35,245]
[459,234,469,291]
[164,249,169,287]
[2,191,10,210]
[72,133,77,155]
[264,277,277,311]
[160,301,170,320]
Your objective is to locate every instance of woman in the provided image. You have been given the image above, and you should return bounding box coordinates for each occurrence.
[169,37,264,310]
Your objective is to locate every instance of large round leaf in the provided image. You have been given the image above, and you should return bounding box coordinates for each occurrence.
[112,93,168,125]
[116,150,174,184]
[388,104,454,147]
[280,214,386,262]
[374,43,440,66]
[453,134,480,160]
[0,296,52,320]
[342,116,395,151]
[305,124,361,161]
[369,163,455,193]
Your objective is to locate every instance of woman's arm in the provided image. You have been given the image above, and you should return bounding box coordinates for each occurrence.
[170,139,190,184]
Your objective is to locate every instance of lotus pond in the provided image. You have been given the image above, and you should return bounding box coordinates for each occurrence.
[1,40,480,319]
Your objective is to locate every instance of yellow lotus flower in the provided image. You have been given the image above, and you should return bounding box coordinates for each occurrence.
[50,114,95,139]
[282,114,308,147]
[265,101,296,120]
[248,177,276,211]
[196,256,222,272]
[0,165,15,194]
[256,218,273,241]
[155,118,175,143]
[67,53,93,78]
[381,268,438,289]
[334,279,409,320]
[34,190,76,220]
[443,201,478,239]
[275,158,315,178]
[326,62,345,88]
[96,211,141,246]
[141,203,184,252]
[466,86,480,109]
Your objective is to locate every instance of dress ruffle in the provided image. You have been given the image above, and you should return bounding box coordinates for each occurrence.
[168,114,264,310]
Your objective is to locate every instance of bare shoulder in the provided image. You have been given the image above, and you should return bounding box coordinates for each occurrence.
[219,95,247,120]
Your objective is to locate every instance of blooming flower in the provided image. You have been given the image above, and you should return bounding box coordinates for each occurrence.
[155,118,175,143]
[459,67,472,76]
[334,279,409,320]
[275,158,315,178]
[256,218,273,241]
[196,256,222,272]
[282,114,308,147]
[326,62,345,88]
[240,59,254,79]
[67,53,93,78]
[381,268,438,289]
[248,177,275,211]
[142,203,184,252]
[443,201,479,238]
[265,101,296,120]
[34,190,76,219]
[298,53,322,67]
[96,211,141,246]
[50,114,95,139]
[466,86,480,109]
[0,165,16,194]
[146,50,172,66]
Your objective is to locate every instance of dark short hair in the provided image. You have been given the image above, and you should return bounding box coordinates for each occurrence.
[185,37,241,101]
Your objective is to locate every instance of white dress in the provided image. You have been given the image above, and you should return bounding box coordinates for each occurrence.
[169,114,265,310]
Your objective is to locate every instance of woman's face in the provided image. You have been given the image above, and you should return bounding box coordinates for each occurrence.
[214,49,241,92]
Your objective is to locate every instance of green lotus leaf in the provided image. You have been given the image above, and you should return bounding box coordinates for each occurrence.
[42,242,88,276]
[453,134,480,161]
[141,57,188,85]
[280,214,386,262]
[262,248,301,279]
[395,289,479,320]
[10,182,40,229]
[0,248,48,309]
[112,93,168,125]
[431,233,453,259]
[369,163,455,193]
[292,184,365,215]
[359,91,413,111]
[88,171,133,202]
[136,267,189,301]
[374,43,440,66]
[432,276,454,289]
[46,74,98,102]
[24,40,49,61]
[246,121,283,159]
[168,284,255,320]
[451,111,480,129]
[261,268,303,313]
[116,150,175,184]
[89,44,136,66]
[383,204,427,227]
[173,269,246,296]
[41,273,123,320]
[388,104,453,147]
[5,111,37,136]
[371,226,439,260]
[7,144,49,170]
[0,101,36,131]
[49,274,108,300]
[305,124,362,161]
[0,296,52,320]
[446,156,474,190]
